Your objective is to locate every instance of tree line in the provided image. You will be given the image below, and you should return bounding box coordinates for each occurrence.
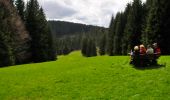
[55,29,107,56]
[0,0,56,67]
[48,21,106,38]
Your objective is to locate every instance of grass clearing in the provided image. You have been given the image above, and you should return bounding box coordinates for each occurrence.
[0,51,170,99]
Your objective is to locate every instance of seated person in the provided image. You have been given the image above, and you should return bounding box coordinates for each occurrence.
[153,43,161,58]
[146,45,154,62]
[139,44,147,66]
[131,46,140,66]
[134,46,139,55]
[152,43,161,65]
[140,44,146,55]
[146,45,154,55]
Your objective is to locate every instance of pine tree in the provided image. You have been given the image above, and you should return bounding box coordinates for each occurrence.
[113,12,124,55]
[99,33,106,55]
[143,0,161,45]
[124,0,143,51]
[81,36,88,56]
[121,3,132,55]
[81,36,97,57]
[0,4,15,67]
[15,0,25,21]
[89,38,97,57]
[158,0,170,54]
[25,0,56,62]
[86,38,91,57]
[107,16,115,56]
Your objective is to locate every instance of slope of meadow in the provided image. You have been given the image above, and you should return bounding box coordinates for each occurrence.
[0,51,170,100]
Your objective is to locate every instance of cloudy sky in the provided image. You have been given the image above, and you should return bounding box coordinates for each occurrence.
[24,0,146,27]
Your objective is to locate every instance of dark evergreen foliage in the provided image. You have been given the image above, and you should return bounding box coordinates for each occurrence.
[99,33,107,55]
[0,2,17,67]
[81,36,88,56]
[15,0,25,21]
[81,36,97,57]
[124,0,144,51]
[107,16,115,56]
[0,14,15,66]
[48,21,106,38]
[0,1,31,67]
[25,0,56,62]
[159,0,170,54]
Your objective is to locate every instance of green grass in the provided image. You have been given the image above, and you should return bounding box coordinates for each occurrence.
[0,51,170,100]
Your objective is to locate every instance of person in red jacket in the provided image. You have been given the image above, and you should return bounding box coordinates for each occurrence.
[153,43,161,58]
[140,44,146,55]
[152,43,161,65]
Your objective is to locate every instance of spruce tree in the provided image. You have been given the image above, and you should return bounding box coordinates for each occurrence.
[99,33,106,55]
[81,36,88,56]
[124,0,143,51]
[86,38,91,57]
[15,0,25,21]
[0,4,15,67]
[81,36,97,57]
[159,0,170,54]
[25,0,56,62]
[113,12,124,55]
[143,0,161,45]
[89,38,97,57]
[107,16,115,56]
[121,3,132,55]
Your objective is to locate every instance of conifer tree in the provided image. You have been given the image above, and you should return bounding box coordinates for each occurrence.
[99,33,106,55]
[124,0,143,51]
[107,16,115,56]
[81,36,88,56]
[113,12,124,55]
[81,36,97,57]
[143,0,161,45]
[15,0,25,21]
[89,38,97,57]
[25,0,56,62]
[160,0,170,54]
[0,4,15,67]
[121,3,132,55]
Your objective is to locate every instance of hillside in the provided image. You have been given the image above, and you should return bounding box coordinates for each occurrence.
[0,51,169,99]
[48,20,107,38]
[48,20,108,55]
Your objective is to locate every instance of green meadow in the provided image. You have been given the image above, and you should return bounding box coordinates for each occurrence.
[0,51,170,100]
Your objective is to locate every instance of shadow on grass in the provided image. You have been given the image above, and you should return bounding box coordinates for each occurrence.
[132,63,166,70]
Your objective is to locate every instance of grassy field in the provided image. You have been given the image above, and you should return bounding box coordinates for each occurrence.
[0,51,170,100]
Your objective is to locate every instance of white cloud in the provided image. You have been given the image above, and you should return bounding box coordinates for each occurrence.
[24,0,146,27]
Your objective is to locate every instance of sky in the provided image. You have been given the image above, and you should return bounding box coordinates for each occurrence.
[24,0,146,27]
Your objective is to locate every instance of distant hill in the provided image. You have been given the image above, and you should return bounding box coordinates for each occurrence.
[48,20,107,38]
[48,20,108,55]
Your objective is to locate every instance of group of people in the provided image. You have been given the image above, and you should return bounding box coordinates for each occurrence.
[130,43,161,66]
